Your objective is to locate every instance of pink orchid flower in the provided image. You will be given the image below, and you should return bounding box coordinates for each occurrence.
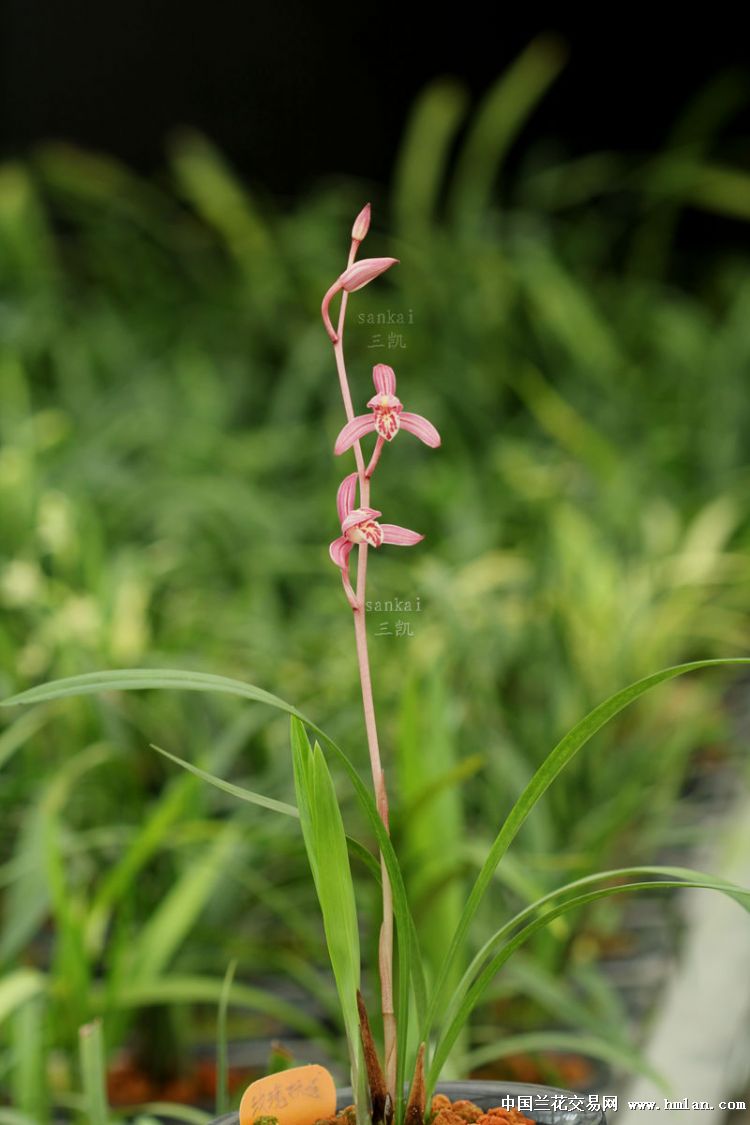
[329,472,424,577]
[334,364,441,455]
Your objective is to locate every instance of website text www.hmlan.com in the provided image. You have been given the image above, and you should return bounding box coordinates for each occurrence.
[626,1099,747,1111]
[474,1095,748,1114]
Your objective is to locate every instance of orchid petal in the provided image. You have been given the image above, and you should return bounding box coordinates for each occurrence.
[398,411,441,448]
[379,524,424,547]
[336,473,359,523]
[372,364,397,396]
[334,414,377,455]
[329,536,353,569]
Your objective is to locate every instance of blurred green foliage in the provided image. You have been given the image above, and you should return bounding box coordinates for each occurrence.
[1,39,749,1116]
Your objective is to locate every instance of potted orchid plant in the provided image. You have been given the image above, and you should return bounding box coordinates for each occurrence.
[3,204,750,1125]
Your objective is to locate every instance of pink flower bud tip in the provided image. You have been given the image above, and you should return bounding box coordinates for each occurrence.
[351,203,371,243]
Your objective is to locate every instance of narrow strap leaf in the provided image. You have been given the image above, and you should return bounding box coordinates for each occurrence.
[426,872,750,1094]
[422,657,750,1045]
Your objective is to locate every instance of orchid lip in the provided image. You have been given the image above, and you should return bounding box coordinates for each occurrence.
[347,520,384,547]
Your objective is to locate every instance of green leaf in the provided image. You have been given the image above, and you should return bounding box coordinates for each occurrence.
[41,750,115,1035]
[421,657,750,1049]
[85,711,261,955]
[1,743,114,964]
[0,970,46,1024]
[150,740,380,883]
[1,666,428,1000]
[401,753,485,820]
[95,974,330,1041]
[456,1030,666,1089]
[150,741,299,818]
[0,706,51,770]
[121,1103,211,1124]
[215,958,237,1117]
[128,823,240,981]
[0,1111,40,1125]
[499,955,622,1038]
[348,838,382,883]
[267,1041,296,1074]
[311,739,361,987]
[290,716,320,885]
[397,666,471,1072]
[290,718,368,1125]
[448,36,567,227]
[79,1020,111,1125]
[1,666,430,1120]
[1,668,296,713]
[308,733,427,1125]
[169,131,273,272]
[393,78,469,239]
[10,992,48,1121]
[426,866,750,1093]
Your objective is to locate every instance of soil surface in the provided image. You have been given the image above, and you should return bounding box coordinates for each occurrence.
[106,1054,258,1107]
[316,1094,535,1125]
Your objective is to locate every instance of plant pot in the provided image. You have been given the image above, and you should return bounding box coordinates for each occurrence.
[209,1079,608,1125]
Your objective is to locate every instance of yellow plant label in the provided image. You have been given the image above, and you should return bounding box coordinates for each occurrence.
[239,1063,337,1125]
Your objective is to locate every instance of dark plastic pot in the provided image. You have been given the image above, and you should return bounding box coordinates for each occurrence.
[210,1079,608,1125]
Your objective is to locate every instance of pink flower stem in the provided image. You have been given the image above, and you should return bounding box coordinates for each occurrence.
[332,240,397,1102]
[365,436,385,479]
[331,244,366,479]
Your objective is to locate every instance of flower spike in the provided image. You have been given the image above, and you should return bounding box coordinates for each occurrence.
[334,364,441,454]
[321,207,435,1104]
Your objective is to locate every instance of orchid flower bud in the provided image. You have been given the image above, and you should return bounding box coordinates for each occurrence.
[321,257,399,343]
[351,202,371,243]
[340,257,398,293]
